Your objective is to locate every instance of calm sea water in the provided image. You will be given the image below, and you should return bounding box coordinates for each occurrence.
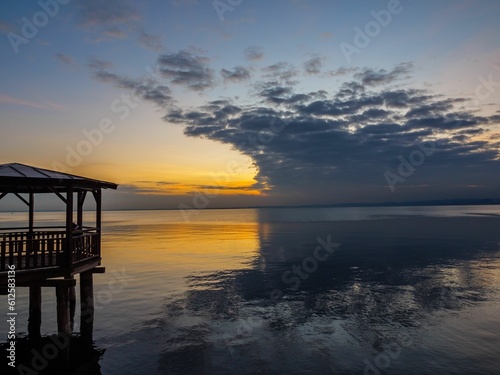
[2,206,500,374]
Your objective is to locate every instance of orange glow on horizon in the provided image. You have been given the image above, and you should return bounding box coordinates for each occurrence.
[129,179,262,196]
[70,157,261,197]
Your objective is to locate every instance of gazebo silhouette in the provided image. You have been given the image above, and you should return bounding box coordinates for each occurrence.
[0,163,117,338]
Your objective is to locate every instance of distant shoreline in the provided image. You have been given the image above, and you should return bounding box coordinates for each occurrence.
[1,199,500,213]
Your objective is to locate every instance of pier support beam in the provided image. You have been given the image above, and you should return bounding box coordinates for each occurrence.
[69,283,76,332]
[28,286,42,339]
[56,284,71,335]
[80,270,94,340]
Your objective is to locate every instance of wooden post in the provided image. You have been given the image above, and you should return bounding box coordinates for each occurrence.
[80,270,94,340]
[93,189,102,257]
[65,187,73,270]
[27,192,34,261]
[28,286,42,338]
[69,282,76,332]
[77,191,86,229]
[28,192,34,233]
[56,284,71,335]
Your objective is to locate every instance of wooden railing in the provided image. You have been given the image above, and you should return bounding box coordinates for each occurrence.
[0,228,100,272]
[73,230,99,261]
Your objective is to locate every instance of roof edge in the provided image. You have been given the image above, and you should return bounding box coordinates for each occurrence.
[0,163,118,190]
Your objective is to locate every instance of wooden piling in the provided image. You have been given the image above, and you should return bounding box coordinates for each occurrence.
[56,284,71,335]
[28,286,42,338]
[80,270,94,339]
[69,283,76,332]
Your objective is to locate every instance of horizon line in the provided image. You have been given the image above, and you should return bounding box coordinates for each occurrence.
[1,198,500,213]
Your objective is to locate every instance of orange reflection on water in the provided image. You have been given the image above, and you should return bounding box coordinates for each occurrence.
[102,221,260,275]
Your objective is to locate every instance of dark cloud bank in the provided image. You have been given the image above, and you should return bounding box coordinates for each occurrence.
[93,51,500,204]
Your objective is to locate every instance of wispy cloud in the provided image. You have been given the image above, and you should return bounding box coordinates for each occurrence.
[0,94,61,110]
[303,57,323,75]
[92,70,173,107]
[87,57,114,70]
[325,67,359,77]
[354,62,413,87]
[320,32,333,40]
[221,66,251,83]
[262,62,298,85]
[55,53,77,69]
[138,31,164,51]
[245,46,264,61]
[75,0,141,40]
[126,180,258,195]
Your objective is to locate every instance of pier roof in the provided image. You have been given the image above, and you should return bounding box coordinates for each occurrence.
[0,163,117,193]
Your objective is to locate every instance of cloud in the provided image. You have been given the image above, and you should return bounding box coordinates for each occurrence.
[404,99,463,118]
[303,57,323,75]
[127,180,180,194]
[245,46,264,61]
[0,94,60,110]
[101,27,127,39]
[75,0,140,39]
[92,71,139,89]
[55,53,77,68]
[87,57,114,70]
[135,180,178,185]
[221,66,251,83]
[325,67,359,77]
[161,80,500,201]
[138,31,164,51]
[76,0,165,49]
[92,70,172,107]
[354,62,413,86]
[262,62,298,85]
[256,85,320,106]
[95,56,500,202]
[156,50,215,91]
[124,179,256,196]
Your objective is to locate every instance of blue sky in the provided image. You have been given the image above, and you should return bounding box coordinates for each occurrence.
[1,0,500,210]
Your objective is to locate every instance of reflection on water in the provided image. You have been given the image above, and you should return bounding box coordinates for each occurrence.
[0,336,104,375]
[2,207,500,374]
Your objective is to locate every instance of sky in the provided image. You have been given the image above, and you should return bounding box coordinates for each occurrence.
[1,0,500,210]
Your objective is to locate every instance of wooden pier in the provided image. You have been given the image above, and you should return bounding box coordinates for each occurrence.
[0,163,117,340]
